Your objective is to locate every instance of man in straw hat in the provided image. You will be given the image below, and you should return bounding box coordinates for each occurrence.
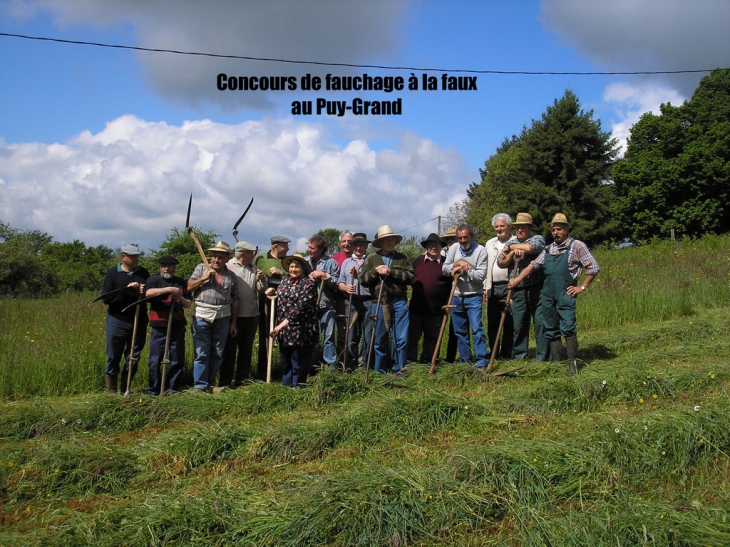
[443,224,489,368]
[498,213,548,362]
[187,241,239,392]
[102,244,150,394]
[359,225,415,374]
[408,233,452,364]
[220,241,267,387]
[508,213,599,376]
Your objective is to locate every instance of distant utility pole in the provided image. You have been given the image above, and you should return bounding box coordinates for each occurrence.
[437,215,441,235]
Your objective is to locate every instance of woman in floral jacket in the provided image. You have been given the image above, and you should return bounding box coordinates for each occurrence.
[265,254,318,387]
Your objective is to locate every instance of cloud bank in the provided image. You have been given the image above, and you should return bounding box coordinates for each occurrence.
[9,0,409,110]
[0,116,470,251]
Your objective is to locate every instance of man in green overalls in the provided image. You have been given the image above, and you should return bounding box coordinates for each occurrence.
[508,213,599,376]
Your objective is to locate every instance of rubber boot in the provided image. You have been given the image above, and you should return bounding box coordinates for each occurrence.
[566,335,578,376]
[105,375,117,394]
[549,340,563,363]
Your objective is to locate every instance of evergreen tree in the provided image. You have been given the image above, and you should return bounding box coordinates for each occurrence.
[467,90,619,245]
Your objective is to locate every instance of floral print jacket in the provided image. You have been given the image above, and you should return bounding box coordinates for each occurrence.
[274,276,318,347]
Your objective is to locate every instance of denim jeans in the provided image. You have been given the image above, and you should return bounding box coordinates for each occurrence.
[191,315,231,390]
[318,308,337,365]
[374,298,409,373]
[450,294,488,368]
[105,314,147,379]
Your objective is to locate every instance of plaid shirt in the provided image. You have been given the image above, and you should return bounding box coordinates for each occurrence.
[190,264,239,306]
[532,238,600,280]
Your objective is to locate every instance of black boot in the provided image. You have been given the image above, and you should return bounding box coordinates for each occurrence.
[105,375,117,394]
[549,340,563,362]
[566,336,578,376]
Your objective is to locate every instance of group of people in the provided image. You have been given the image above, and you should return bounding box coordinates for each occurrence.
[101,211,599,394]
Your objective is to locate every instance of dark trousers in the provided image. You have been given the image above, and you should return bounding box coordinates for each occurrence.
[345,298,373,369]
[487,283,513,360]
[105,314,147,380]
[446,319,458,362]
[147,324,185,393]
[220,316,258,385]
[511,283,548,361]
[280,345,313,387]
[407,310,443,363]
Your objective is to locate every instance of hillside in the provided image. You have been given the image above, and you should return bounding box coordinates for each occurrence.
[1,237,730,546]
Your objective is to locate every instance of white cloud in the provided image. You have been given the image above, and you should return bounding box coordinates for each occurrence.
[0,116,471,252]
[11,0,409,110]
[602,82,686,154]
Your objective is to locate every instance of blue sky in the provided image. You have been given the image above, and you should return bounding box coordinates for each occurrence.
[1,0,727,252]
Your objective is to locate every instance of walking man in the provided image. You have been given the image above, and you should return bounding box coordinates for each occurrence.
[187,241,239,392]
[306,235,340,370]
[144,255,191,394]
[220,241,267,386]
[443,225,488,368]
[508,213,599,376]
[498,213,548,362]
[102,244,150,394]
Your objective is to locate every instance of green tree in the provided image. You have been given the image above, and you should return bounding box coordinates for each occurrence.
[312,228,343,254]
[612,68,730,241]
[0,221,56,296]
[467,90,619,245]
[144,226,219,279]
[44,240,115,292]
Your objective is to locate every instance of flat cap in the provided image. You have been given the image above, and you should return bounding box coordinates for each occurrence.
[157,255,179,265]
[270,235,291,244]
[121,244,141,256]
[235,241,257,252]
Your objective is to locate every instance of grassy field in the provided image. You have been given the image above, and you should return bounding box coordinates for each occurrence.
[1,236,729,545]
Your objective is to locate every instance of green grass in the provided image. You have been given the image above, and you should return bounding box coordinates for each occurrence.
[1,236,730,545]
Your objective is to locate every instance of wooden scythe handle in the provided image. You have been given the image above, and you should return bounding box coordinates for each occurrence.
[429,272,461,375]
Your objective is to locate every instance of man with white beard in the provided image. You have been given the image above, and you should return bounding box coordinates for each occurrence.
[143,255,192,395]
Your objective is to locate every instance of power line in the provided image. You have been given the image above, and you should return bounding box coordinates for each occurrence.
[0,31,717,76]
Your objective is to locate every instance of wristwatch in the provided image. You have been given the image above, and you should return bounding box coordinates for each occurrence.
[580,285,587,291]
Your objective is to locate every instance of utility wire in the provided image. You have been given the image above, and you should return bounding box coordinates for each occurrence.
[0,32,717,76]
[397,217,440,234]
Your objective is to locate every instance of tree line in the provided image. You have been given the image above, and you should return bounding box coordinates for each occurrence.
[457,68,730,246]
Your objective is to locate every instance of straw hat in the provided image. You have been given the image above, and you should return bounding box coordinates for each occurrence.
[513,212,534,227]
[281,254,312,275]
[207,241,232,254]
[372,225,403,248]
[550,213,570,227]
